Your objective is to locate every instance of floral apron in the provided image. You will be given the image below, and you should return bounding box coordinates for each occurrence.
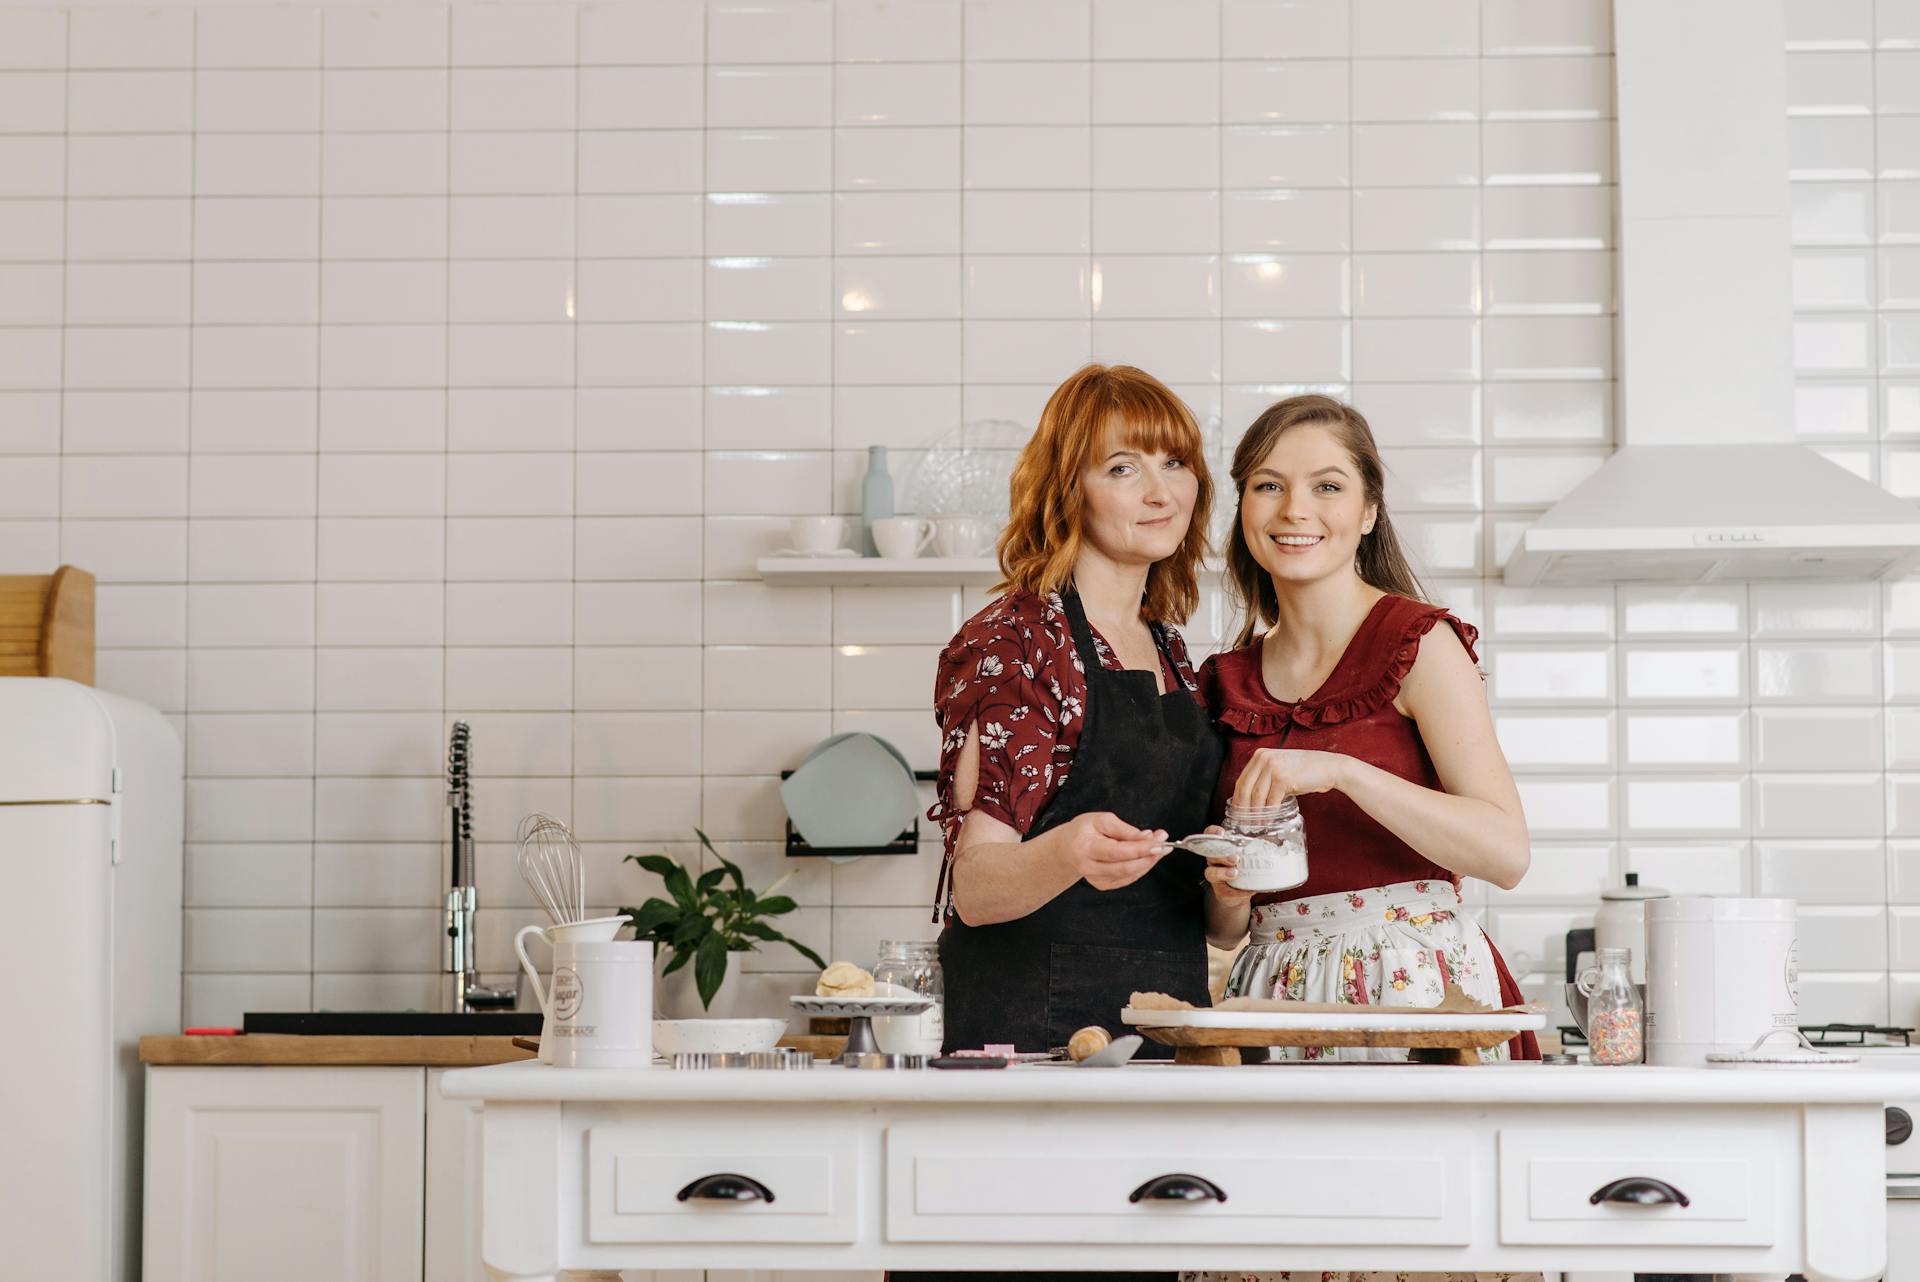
[1222,878,1512,1064]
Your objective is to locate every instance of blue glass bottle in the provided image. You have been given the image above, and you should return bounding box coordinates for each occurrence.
[860,445,894,557]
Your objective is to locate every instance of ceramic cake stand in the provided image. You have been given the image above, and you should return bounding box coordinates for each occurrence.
[790,994,933,1063]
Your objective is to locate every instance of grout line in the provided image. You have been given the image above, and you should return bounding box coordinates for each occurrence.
[312,20,325,1001]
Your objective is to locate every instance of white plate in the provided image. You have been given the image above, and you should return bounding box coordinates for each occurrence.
[766,547,861,558]
[779,733,920,851]
[791,994,932,1018]
[1121,1006,1546,1034]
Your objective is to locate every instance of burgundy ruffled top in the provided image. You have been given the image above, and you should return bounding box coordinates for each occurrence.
[1199,594,1538,1058]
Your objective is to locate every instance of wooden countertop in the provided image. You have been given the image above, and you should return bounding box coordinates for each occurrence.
[140,1034,537,1067]
[140,1032,849,1067]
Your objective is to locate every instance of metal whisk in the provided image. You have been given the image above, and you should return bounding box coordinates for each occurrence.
[516,811,587,925]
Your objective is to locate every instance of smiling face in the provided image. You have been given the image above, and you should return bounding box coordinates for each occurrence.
[1076,421,1199,569]
[1239,422,1378,586]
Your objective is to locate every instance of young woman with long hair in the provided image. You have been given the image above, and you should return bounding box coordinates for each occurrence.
[1193,394,1538,1077]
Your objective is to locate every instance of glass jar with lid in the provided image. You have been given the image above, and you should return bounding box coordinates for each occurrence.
[1577,947,1644,1065]
[872,939,944,1055]
[1220,796,1309,893]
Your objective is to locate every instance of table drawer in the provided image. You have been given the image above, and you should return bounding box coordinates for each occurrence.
[1498,1116,1786,1248]
[586,1122,859,1245]
[886,1118,1474,1246]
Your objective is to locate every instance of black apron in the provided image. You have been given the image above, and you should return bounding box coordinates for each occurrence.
[898,591,1223,1282]
[939,588,1224,1058]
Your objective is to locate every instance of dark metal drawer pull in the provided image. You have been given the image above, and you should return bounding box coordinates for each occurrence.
[677,1173,775,1204]
[1129,1173,1227,1204]
[1589,1176,1690,1208]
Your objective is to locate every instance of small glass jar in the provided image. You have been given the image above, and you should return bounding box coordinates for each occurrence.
[1578,947,1644,1065]
[872,939,944,1055]
[1221,796,1309,892]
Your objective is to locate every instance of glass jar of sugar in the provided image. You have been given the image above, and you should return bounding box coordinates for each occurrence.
[872,939,944,1055]
[1221,797,1310,893]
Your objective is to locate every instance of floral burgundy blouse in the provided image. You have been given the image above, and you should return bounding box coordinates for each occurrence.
[927,589,1203,861]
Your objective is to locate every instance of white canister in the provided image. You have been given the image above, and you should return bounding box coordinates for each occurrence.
[1644,896,1797,1067]
[525,939,654,1068]
[1593,872,1668,986]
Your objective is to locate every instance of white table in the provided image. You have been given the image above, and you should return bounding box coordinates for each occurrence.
[440,1059,1901,1281]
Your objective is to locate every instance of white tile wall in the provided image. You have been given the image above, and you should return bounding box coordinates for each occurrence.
[0,0,1906,1031]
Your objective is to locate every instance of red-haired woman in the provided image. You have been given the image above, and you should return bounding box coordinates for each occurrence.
[927,363,1235,1066]
[1191,394,1537,1071]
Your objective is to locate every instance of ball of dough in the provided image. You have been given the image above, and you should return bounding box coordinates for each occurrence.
[815,960,875,998]
[1068,1026,1111,1061]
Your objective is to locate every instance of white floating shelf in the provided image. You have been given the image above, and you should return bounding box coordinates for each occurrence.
[756,556,1001,587]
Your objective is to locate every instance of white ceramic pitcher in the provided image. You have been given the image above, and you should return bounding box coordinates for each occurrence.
[514,914,633,1065]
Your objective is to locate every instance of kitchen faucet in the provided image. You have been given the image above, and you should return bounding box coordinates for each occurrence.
[445,722,518,1014]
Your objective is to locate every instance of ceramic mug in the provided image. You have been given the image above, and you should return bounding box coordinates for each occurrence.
[514,914,634,1065]
[872,515,934,559]
[789,515,848,554]
[929,513,990,558]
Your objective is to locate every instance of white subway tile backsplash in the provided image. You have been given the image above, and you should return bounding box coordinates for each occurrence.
[1620,587,1747,638]
[188,714,315,779]
[1756,772,1886,838]
[185,845,312,910]
[188,649,315,714]
[1622,645,1747,703]
[705,645,833,710]
[1622,842,1748,897]
[316,647,443,712]
[1624,777,1748,837]
[446,647,572,712]
[314,713,439,780]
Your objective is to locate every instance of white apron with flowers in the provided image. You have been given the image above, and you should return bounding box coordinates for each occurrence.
[1222,878,1512,1063]
[1181,881,1537,1282]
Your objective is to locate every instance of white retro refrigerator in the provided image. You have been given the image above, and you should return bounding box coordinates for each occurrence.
[0,678,182,1281]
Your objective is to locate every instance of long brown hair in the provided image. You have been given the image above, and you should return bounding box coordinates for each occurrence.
[996,363,1213,625]
[1226,395,1428,647]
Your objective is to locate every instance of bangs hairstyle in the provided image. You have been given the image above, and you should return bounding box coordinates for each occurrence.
[996,363,1213,625]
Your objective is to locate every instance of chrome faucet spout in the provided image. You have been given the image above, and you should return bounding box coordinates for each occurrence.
[444,722,517,1013]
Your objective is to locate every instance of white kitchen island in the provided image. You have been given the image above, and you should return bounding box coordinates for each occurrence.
[439,1059,1901,1281]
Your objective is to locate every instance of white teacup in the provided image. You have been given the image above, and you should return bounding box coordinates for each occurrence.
[790,515,849,554]
[873,515,933,559]
[515,914,632,1065]
[930,513,991,558]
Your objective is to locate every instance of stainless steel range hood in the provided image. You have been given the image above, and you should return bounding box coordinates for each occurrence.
[1502,0,1920,586]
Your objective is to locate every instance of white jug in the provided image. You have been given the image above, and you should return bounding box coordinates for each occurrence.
[514,914,641,1066]
[1644,896,1797,1067]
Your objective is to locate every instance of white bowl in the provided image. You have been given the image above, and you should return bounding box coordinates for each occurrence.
[652,1017,788,1056]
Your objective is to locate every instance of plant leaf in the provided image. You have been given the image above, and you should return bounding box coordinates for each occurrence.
[755,895,797,917]
[660,946,693,975]
[628,853,681,879]
[696,866,726,894]
[661,861,696,910]
[671,915,710,948]
[784,938,828,970]
[624,899,680,939]
[736,919,785,941]
[694,933,728,1008]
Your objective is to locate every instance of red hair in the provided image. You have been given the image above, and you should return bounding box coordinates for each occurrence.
[995,364,1213,624]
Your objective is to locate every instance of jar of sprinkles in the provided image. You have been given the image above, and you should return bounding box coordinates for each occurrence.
[1579,947,1643,1065]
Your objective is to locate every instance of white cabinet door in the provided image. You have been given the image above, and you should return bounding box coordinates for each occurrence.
[144,1066,426,1282]
[425,1069,485,1282]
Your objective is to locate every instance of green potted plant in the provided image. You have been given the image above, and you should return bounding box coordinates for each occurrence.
[619,829,826,1018]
